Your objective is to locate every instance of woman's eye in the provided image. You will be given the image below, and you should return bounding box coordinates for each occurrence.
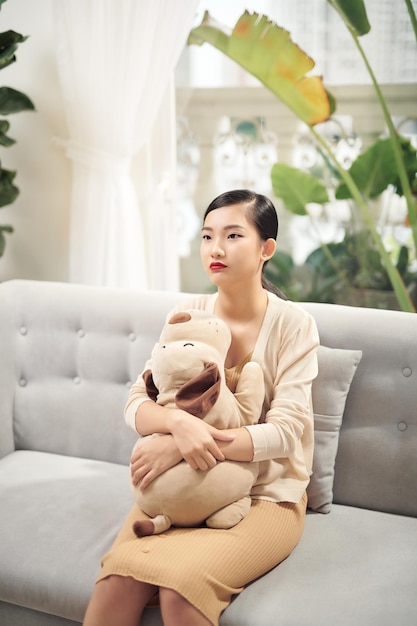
[228,233,241,239]
[202,234,211,241]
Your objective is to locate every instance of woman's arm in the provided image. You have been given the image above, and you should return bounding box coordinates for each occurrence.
[217,427,254,462]
[134,400,236,471]
[131,425,253,491]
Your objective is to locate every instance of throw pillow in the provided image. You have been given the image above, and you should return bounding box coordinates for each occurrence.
[307,345,363,513]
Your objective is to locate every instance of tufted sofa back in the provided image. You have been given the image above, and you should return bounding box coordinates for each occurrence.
[0,279,416,517]
[0,280,181,465]
[301,301,417,518]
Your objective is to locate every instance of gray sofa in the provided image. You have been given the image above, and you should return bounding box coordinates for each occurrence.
[0,279,416,626]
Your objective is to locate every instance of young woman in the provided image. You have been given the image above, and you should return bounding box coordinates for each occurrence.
[83,189,319,626]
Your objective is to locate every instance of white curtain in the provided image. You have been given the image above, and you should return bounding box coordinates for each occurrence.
[54,0,199,289]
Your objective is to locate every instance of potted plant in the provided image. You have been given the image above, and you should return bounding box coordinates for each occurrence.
[0,0,35,259]
[304,230,417,307]
[264,230,417,309]
[188,0,417,312]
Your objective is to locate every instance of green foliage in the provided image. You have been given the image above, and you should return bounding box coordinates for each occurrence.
[0,222,12,256]
[264,249,294,292]
[271,163,329,215]
[302,230,417,307]
[336,136,417,200]
[188,11,333,126]
[0,2,35,259]
[265,231,417,309]
[327,0,370,36]
[0,162,17,206]
[0,29,27,69]
[0,85,34,114]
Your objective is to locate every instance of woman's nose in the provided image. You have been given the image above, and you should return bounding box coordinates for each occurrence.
[210,239,224,256]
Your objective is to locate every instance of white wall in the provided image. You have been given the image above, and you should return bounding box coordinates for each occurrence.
[0,0,70,283]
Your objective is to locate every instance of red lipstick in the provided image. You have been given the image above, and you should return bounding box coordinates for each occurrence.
[210,262,227,270]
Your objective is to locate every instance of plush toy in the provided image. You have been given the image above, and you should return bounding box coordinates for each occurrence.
[131,309,264,537]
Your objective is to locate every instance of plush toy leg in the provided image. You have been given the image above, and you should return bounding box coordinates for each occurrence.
[133,514,172,537]
[205,496,252,529]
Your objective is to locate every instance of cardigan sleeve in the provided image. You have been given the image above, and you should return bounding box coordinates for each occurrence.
[245,311,319,462]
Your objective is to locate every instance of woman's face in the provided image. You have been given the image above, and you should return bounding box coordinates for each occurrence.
[200,203,275,289]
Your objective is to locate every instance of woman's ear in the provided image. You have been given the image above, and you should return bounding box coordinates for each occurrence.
[261,238,276,261]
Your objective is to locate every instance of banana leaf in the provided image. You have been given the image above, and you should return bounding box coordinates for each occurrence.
[327,0,370,36]
[336,137,417,200]
[271,163,329,215]
[188,11,333,126]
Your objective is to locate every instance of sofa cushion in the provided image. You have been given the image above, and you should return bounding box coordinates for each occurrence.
[307,346,362,513]
[0,450,133,623]
[222,504,417,626]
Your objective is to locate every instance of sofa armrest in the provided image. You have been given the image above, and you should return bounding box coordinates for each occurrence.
[0,283,17,458]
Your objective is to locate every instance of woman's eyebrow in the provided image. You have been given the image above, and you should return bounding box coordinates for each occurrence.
[202,224,246,232]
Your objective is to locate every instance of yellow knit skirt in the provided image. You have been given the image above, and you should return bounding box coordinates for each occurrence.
[97,493,307,626]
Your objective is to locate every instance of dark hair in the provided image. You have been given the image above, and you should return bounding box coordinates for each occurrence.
[203,189,289,300]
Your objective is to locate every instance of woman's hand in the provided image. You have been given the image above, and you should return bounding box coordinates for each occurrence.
[170,409,235,471]
[130,434,182,491]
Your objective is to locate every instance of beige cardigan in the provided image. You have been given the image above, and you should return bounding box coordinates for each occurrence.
[125,291,319,504]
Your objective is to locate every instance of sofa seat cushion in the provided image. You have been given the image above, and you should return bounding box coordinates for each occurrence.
[2,451,417,626]
[0,450,133,623]
[221,504,417,626]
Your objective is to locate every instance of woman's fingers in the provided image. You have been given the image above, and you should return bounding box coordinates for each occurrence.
[130,434,182,488]
[185,450,216,471]
[182,434,227,469]
[130,459,150,486]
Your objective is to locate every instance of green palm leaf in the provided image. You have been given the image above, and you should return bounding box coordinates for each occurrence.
[188,11,333,126]
[271,163,329,215]
[336,137,417,200]
[327,0,370,36]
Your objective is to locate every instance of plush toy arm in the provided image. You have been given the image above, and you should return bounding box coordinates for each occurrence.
[175,362,221,419]
[234,361,265,426]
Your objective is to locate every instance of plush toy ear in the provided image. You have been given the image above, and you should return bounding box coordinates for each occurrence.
[175,362,221,419]
[143,369,159,402]
[168,311,192,324]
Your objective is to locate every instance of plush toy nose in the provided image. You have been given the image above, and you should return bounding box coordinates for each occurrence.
[169,312,192,324]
